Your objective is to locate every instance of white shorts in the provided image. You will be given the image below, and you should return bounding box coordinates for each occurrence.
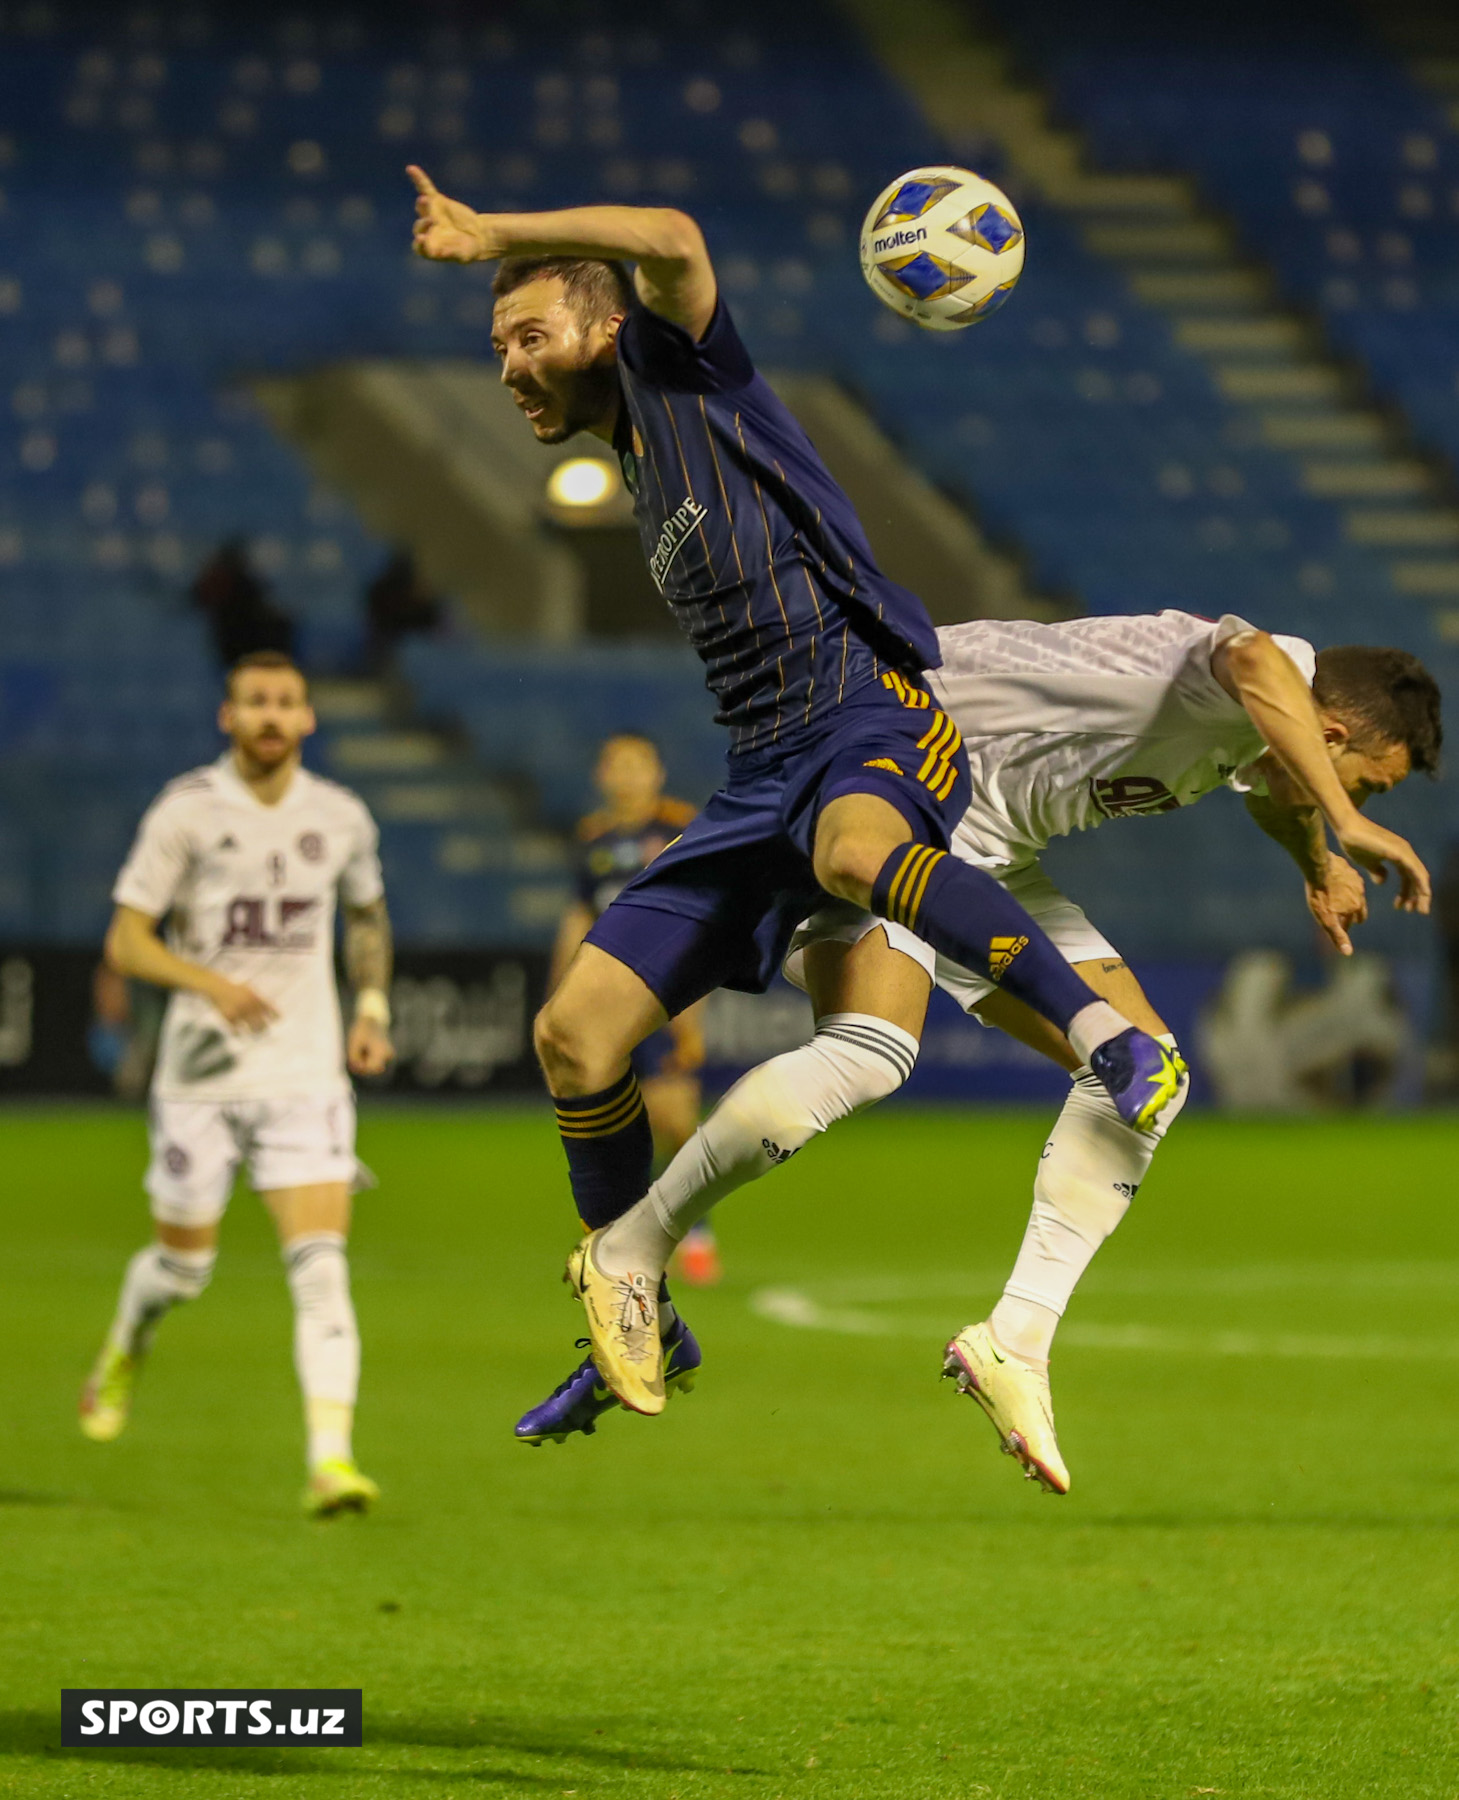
[145,1093,367,1228]
[784,860,1118,1017]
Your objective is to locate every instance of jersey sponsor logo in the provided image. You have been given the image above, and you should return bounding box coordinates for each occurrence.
[863,757,905,775]
[647,496,709,589]
[297,832,325,862]
[988,935,1029,982]
[220,896,320,951]
[872,226,929,254]
[1089,775,1182,818]
[173,1025,237,1082]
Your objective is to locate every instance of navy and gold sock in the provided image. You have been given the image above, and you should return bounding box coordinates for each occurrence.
[553,1070,655,1230]
[871,843,1099,1033]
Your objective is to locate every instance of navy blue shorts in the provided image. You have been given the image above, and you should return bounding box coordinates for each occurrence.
[585,674,968,1017]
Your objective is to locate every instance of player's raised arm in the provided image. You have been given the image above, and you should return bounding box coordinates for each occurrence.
[407,166,717,338]
[1212,629,1432,917]
[105,904,278,1029]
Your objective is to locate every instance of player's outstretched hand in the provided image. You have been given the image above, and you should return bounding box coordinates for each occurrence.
[1334,815,1431,914]
[407,165,486,263]
[208,976,278,1032]
[1306,857,1368,955]
[348,1016,395,1078]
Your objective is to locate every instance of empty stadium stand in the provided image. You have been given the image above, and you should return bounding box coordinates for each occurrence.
[0,0,1450,959]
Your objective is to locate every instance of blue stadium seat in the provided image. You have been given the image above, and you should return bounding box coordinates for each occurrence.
[2,0,1453,954]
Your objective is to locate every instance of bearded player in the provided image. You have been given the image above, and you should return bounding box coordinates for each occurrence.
[79,650,394,1517]
[550,731,719,1286]
[559,613,1438,1488]
[408,169,1196,1438]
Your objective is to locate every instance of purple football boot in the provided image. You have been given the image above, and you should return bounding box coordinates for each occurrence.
[1089,1028,1187,1132]
[515,1317,703,1446]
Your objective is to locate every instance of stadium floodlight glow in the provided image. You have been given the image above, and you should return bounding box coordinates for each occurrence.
[546,457,616,509]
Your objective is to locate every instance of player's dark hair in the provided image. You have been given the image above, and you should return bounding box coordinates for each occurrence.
[492,255,635,326]
[226,648,308,696]
[1313,645,1442,776]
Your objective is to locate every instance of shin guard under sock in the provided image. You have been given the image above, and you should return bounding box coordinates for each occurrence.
[553,1069,655,1230]
[871,844,1100,1033]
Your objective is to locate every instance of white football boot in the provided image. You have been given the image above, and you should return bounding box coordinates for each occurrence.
[943,1320,1070,1495]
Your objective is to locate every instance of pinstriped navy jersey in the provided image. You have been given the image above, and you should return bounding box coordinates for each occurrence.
[613,300,943,757]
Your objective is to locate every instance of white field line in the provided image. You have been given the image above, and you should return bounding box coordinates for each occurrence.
[786,1263,1459,1306]
[748,1279,1459,1362]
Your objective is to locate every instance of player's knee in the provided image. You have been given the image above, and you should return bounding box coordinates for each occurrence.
[157,1244,216,1301]
[805,1014,919,1122]
[533,995,586,1085]
[812,825,893,903]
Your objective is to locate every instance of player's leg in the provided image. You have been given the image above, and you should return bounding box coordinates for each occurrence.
[642,1071,701,1158]
[80,1102,228,1442]
[976,956,1186,1365]
[252,1097,377,1515]
[535,941,667,1232]
[642,1062,721,1285]
[524,878,763,1439]
[566,904,931,1413]
[943,933,1188,1494]
[812,789,1182,1131]
[588,924,929,1321]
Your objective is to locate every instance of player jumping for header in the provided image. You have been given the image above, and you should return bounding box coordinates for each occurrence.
[406,170,1203,1422]
[80,650,394,1516]
[579,613,1438,1487]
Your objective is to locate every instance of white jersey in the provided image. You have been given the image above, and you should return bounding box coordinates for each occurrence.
[113,755,384,1103]
[927,610,1317,869]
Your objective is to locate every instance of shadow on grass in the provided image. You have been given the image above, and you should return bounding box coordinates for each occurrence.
[1078,1511,1459,1532]
[0,1489,112,1509]
[371,1716,738,1776]
[714,1502,1459,1533]
[0,1709,745,1782]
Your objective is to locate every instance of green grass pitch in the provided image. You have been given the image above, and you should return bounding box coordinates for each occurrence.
[3,1102,1459,1798]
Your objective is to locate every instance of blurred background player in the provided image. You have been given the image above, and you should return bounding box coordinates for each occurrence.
[549,732,718,1286]
[78,650,395,1518]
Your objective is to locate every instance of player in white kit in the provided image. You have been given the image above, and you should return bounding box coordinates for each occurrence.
[79,650,396,1517]
[573,612,1438,1485]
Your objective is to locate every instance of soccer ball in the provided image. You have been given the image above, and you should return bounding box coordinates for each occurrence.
[859,166,1025,331]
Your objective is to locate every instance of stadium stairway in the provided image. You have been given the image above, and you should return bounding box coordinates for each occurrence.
[1,0,1451,963]
[257,358,1056,631]
[255,362,588,641]
[847,0,1459,637]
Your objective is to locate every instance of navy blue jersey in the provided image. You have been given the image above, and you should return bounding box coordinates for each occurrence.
[573,797,697,919]
[614,300,942,757]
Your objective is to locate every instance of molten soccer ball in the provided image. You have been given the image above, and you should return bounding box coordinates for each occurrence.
[859,166,1025,331]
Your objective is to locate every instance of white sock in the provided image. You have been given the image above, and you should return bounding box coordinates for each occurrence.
[597,1013,919,1277]
[1065,1000,1132,1066]
[284,1232,359,1468]
[107,1243,216,1359]
[990,1037,1188,1365]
